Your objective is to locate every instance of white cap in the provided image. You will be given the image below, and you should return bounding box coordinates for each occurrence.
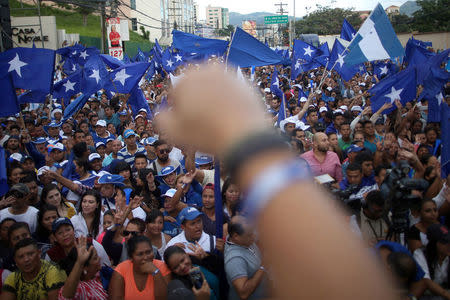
[37,166,50,177]
[95,142,105,148]
[88,153,101,162]
[138,108,147,113]
[135,115,144,120]
[326,86,332,91]
[359,82,366,87]
[7,117,17,122]
[10,153,23,162]
[163,188,177,198]
[299,97,307,103]
[339,105,348,111]
[264,88,271,93]
[319,107,328,113]
[351,105,362,112]
[334,109,344,114]
[96,120,107,127]
[50,143,64,152]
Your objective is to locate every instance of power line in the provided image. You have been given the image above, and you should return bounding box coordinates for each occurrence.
[116,5,164,30]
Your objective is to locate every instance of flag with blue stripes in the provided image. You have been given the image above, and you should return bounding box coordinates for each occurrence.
[344,4,404,66]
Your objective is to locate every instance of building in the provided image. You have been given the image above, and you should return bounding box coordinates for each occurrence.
[385,5,400,15]
[206,5,229,29]
[125,0,162,42]
[160,0,195,40]
[193,3,200,24]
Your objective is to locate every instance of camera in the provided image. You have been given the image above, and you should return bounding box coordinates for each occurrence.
[329,184,363,214]
[189,268,204,289]
[380,160,429,235]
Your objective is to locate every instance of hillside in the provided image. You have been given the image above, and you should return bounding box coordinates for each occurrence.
[399,0,420,17]
[8,0,147,42]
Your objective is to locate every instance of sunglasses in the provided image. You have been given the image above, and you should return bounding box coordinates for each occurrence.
[122,230,140,237]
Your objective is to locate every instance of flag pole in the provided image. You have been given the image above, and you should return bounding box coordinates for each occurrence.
[225,27,237,69]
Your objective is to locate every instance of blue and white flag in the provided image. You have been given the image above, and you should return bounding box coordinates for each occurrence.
[100,54,124,69]
[328,39,362,81]
[52,70,82,104]
[162,48,183,73]
[428,92,444,123]
[291,39,320,79]
[63,93,90,120]
[372,61,392,78]
[0,47,55,93]
[82,55,109,95]
[105,62,150,94]
[344,4,404,66]
[228,27,285,68]
[270,69,284,99]
[74,47,100,66]
[369,67,416,115]
[340,19,357,42]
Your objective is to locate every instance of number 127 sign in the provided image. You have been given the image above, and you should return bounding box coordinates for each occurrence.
[107,18,124,60]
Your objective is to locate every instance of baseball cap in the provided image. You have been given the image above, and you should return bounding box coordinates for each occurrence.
[95,142,106,149]
[49,142,64,152]
[88,153,102,162]
[375,118,384,125]
[37,166,50,177]
[339,105,348,111]
[163,188,177,198]
[179,207,203,223]
[347,144,364,154]
[7,117,17,122]
[96,120,107,127]
[144,137,157,146]
[427,224,450,244]
[118,110,127,116]
[105,138,115,144]
[52,217,73,233]
[135,115,144,121]
[299,97,307,103]
[351,106,362,112]
[98,174,125,186]
[123,129,137,139]
[195,155,213,166]
[47,121,61,128]
[264,88,271,93]
[32,137,47,144]
[9,153,24,163]
[10,183,29,196]
[159,166,176,177]
[138,108,147,113]
[319,107,328,113]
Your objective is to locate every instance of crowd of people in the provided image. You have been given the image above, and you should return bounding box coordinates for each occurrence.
[0,44,448,300]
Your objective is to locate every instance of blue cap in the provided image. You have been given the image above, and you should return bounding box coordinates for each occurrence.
[98,174,125,186]
[106,138,115,144]
[47,121,61,128]
[32,137,48,144]
[123,129,137,139]
[142,137,157,146]
[195,155,213,166]
[347,144,364,154]
[95,142,106,149]
[118,110,127,116]
[159,166,176,177]
[179,207,203,223]
[52,217,73,233]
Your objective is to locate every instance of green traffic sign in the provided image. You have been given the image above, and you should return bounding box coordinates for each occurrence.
[264,15,288,24]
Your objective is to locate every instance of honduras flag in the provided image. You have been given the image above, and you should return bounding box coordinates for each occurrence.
[17,90,48,105]
[369,67,416,115]
[82,55,109,95]
[428,92,444,123]
[128,86,153,118]
[291,39,319,79]
[100,54,124,69]
[340,19,357,42]
[270,69,286,127]
[373,61,391,78]
[344,4,404,66]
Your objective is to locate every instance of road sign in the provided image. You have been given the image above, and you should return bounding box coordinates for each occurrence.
[264,15,288,24]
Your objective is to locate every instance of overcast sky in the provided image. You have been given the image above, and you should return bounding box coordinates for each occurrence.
[196,0,407,20]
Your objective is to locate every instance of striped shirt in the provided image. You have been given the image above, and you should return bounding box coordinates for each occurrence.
[58,277,107,300]
[117,144,147,165]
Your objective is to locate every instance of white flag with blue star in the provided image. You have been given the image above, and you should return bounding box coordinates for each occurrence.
[344,4,404,66]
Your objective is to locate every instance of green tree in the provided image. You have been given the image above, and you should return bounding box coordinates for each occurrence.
[140,26,150,40]
[215,24,235,37]
[294,5,362,36]
[389,13,414,33]
[412,0,450,32]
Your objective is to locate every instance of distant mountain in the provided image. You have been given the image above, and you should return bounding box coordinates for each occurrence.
[229,11,300,26]
[400,0,421,17]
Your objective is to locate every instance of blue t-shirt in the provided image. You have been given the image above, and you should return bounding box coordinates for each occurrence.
[163,210,182,237]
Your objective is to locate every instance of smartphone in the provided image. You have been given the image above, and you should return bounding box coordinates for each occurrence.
[189,268,204,289]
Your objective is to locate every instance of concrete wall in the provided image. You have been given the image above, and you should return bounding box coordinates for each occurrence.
[397,32,449,50]
[11,16,58,49]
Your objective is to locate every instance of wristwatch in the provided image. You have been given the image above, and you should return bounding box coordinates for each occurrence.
[151,268,160,276]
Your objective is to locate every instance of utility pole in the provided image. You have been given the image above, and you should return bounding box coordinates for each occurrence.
[293,0,295,44]
[168,0,182,33]
[100,1,106,54]
[274,2,288,47]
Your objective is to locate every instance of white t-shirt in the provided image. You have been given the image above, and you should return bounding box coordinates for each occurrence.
[71,212,104,239]
[166,230,215,254]
[414,248,449,285]
[0,206,39,233]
